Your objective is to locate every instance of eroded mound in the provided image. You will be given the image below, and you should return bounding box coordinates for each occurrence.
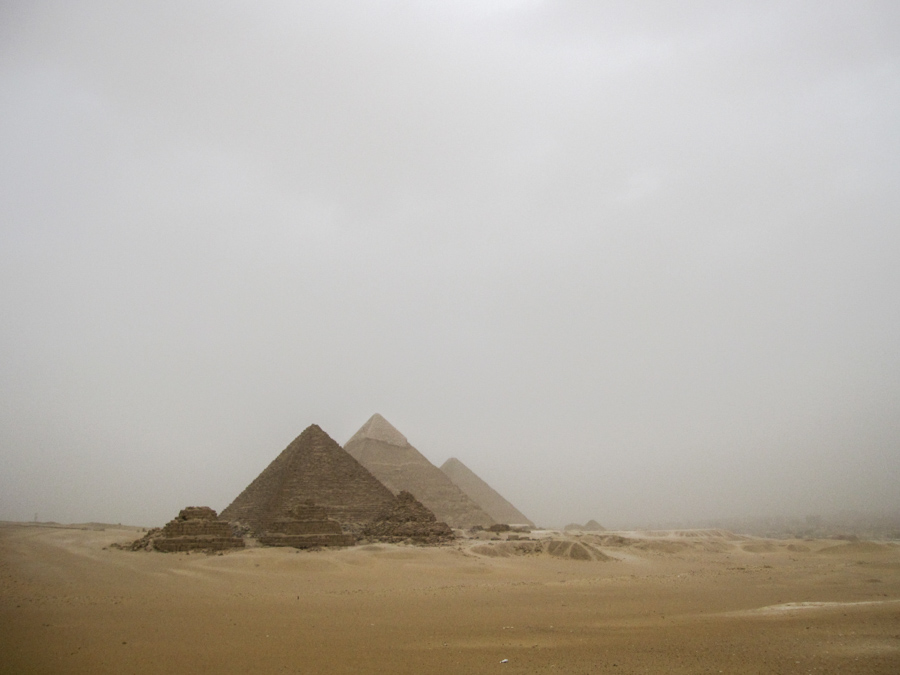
[471,539,611,561]
[471,541,543,557]
[742,541,778,553]
[632,540,691,554]
[546,540,609,560]
[584,534,634,547]
[577,532,734,554]
[818,541,894,555]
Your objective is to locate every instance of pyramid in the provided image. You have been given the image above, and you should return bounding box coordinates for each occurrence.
[361,491,454,544]
[344,414,494,528]
[440,457,535,527]
[258,501,354,548]
[220,424,399,536]
[125,506,245,552]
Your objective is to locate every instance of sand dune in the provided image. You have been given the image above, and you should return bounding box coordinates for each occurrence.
[1,523,898,674]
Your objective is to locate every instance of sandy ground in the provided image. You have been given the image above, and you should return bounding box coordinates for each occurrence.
[1,524,898,674]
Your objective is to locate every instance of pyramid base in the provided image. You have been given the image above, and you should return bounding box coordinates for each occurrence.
[153,536,245,553]
[258,533,354,548]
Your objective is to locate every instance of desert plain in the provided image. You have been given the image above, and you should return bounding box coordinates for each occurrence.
[1,523,899,674]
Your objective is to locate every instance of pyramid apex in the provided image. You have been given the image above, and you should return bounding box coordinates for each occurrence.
[346,413,408,447]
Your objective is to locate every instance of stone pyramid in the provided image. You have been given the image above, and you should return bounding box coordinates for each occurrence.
[154,506,245,552]
[125,506,244,552]
[361,491,454,544]
[440,457,535,527]
[344,414,494,529]
[258,501,354,548]
[220,424,399,536]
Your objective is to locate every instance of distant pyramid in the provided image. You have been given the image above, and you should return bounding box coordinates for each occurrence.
[344,414,494,529]
[220,424,398,536]
[440,457,534,527]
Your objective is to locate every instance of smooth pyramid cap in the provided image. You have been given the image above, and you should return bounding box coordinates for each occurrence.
[346,413,409,447]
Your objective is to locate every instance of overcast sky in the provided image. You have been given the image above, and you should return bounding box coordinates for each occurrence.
[2,1,898,528]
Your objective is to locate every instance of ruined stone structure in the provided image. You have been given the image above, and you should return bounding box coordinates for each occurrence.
[152,506,245,553]
[220,424,399,536]
[344,414,494,529]
[440,457,534,527]
[258,501,354,548]
[362,491,454,544]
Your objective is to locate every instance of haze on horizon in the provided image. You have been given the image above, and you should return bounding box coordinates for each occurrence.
[1,1,898,530]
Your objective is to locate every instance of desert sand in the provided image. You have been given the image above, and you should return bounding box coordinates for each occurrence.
[1,523,898,674]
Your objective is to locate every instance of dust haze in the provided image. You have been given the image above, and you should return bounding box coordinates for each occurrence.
[1,1,898,529]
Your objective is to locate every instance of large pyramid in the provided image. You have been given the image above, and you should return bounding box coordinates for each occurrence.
[440,457,535,527]
[220,424,399,535]
[344,414,494,529]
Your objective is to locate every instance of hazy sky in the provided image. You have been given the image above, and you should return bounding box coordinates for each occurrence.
[2,1,898,528]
